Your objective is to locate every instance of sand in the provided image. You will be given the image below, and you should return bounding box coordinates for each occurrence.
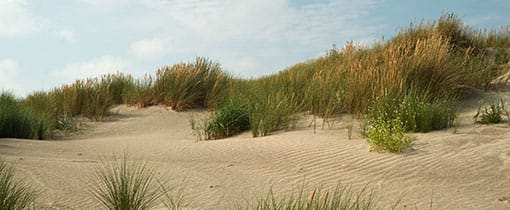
[1,94,510,209]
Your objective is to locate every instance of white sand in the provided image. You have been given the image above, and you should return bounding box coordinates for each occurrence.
[1,94,510,209]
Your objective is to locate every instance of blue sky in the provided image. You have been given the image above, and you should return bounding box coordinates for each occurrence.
[1,0,509,96]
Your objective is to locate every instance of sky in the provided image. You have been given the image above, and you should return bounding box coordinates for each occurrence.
[0,0,509,97]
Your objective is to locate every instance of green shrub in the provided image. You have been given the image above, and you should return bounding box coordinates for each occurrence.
[366,93,457,133]
[364,117,413,153]
[474,97,509,124]
[89,155,164,210]
[205,98,250,139]
[0,158,39,209]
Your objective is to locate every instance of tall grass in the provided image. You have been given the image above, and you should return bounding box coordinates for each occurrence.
[154,57,231,111]
[5,13,510,140]
[124,75,155,108]
[0,92,53,139]
[89,155,164,210]
[0,158,39,209]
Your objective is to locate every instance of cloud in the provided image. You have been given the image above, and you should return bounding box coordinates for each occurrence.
[0,59,24,95]
[52,55,128,83]
[0,0,39,37]
[128,0,381,76]
[56,29,76,43]
[129,38,171,59]
[78,0,130,11]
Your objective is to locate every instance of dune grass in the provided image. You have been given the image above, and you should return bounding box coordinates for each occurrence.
[0,158,39,209]
[0,92,53,139]
[4,13,510,141]
[154,57,231,111]
[203,97,251,139]
[474,96,510,124]
[89,155,164,210]
[238,184,384,210]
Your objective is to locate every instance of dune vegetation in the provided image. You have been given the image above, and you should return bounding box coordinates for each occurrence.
[1,14,510,151]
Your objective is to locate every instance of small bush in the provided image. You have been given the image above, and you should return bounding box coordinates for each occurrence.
[366,93,457,133]
[89,155,164,210]
[205,98,250,139]
[0,158,39,209]
[474,97,509,124]
[364,117,413,153]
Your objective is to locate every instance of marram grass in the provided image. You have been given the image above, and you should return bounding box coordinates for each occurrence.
[88,155,164,210]
[0,158,39,209]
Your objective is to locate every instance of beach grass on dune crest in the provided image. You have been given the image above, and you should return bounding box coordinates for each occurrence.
[0,158,39,209]
[4,13,510,141]
[154,57,231,111]
[89,155,164,210]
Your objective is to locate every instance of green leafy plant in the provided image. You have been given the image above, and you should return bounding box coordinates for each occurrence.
[474,97,509,124]
[364,117,414,153]
[57,114,81,136]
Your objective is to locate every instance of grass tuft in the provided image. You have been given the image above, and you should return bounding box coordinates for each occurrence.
[474,96,509,124]
[89,155,164,210]
[0,158,39,209]
[238,184,381,210]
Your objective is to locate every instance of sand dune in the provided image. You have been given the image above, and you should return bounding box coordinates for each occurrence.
[1,95,510,209]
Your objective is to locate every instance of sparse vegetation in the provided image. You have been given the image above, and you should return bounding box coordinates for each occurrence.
[238,184,383,210]
[474,96,510,124]
[0,158,39,209]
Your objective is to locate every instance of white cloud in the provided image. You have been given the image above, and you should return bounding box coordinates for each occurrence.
[0,0,39,37]
[79,0,130,11]
[128,0,381,76]
[0,59,25,95]
[52,55,128,83]
[56,29,76,43]
[130,38,171,59]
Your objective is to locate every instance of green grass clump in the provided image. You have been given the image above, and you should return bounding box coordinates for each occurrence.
[89,155,164,210]
[154,57,231,111]
[204,98,250,139]
[474,97,509,124]
[0,158,39,209]
[238,184,381,210]
[0,92,53,139]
